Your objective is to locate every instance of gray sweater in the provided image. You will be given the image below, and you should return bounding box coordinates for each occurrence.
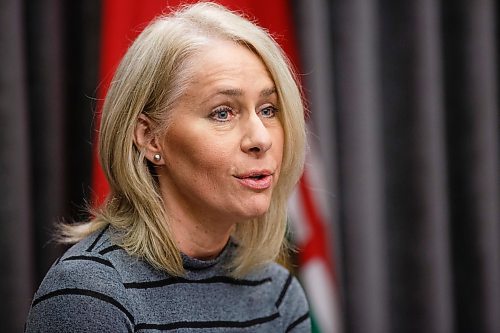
[25,227,311,332]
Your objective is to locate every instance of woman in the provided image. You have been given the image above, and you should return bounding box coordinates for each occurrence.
[26,2,310,332]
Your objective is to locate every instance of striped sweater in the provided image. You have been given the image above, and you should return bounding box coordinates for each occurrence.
[25,227,311,332]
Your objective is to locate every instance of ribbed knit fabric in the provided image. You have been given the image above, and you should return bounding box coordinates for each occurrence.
[25,226,311,332]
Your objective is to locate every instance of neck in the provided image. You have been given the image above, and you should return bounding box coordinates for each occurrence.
[166,207,235,261]
[174,222,233,260]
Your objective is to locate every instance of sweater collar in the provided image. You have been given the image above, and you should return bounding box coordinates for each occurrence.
[181,239,236,270]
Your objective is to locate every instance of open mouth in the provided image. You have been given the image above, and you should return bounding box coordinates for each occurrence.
[235,171,273,190]
[235,171,272,180]
[247,174,266,180]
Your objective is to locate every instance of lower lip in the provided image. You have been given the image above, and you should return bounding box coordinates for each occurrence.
[236,175,273,190]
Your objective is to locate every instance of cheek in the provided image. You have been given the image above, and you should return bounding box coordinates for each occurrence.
[271,126,285,181]
[163,126,234,174]
[273,126,285,161]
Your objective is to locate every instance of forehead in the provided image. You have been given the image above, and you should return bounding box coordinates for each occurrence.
[185,40,276,95]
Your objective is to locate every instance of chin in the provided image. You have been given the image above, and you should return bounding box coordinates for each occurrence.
[240,204,271,220]
[231,195,273,220]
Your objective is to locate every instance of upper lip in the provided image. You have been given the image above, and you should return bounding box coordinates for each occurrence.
[235,170,273,179]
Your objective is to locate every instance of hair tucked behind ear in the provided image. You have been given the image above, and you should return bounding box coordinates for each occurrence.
[58,2,306,278]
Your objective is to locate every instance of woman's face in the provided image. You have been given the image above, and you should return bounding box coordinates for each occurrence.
[157,41,284,225]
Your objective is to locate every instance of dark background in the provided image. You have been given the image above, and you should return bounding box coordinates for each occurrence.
[1,0,499,332]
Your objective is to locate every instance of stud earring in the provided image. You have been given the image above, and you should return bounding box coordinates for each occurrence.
[153,154,161,162]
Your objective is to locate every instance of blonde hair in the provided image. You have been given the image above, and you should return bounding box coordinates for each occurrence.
[62,2,306,277]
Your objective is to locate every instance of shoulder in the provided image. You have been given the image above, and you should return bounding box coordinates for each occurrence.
[257,262,311,332]
[25,227,136,332]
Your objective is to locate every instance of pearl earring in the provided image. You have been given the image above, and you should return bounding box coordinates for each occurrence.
[153,154,161,162]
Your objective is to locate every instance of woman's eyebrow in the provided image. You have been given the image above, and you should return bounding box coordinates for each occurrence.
[216,88,243,97]
[260,87,276,97]
[215,87,276,97]
[203,87,276,104]
[202,88,243,104]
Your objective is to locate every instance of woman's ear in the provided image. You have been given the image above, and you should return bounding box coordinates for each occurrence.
[134,113,165,165]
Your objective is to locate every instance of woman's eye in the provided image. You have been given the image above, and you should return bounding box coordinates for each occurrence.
[210,107,233,122]
[260,106,278,118]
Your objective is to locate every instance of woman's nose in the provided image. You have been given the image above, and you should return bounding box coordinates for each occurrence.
[241,113,272,155]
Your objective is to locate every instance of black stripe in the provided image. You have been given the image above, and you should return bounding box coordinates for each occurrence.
[275,272,293,307]
[285,312,310,332]
[135,312,279,330]
[32,288,134,325]
[63,255,114,268]
[184,262,218,271]
[86,225,109,252]
[124,276,272,289]
[99,244,122,255]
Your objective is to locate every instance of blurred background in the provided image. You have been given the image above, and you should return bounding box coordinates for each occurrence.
[1,0,499,332]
